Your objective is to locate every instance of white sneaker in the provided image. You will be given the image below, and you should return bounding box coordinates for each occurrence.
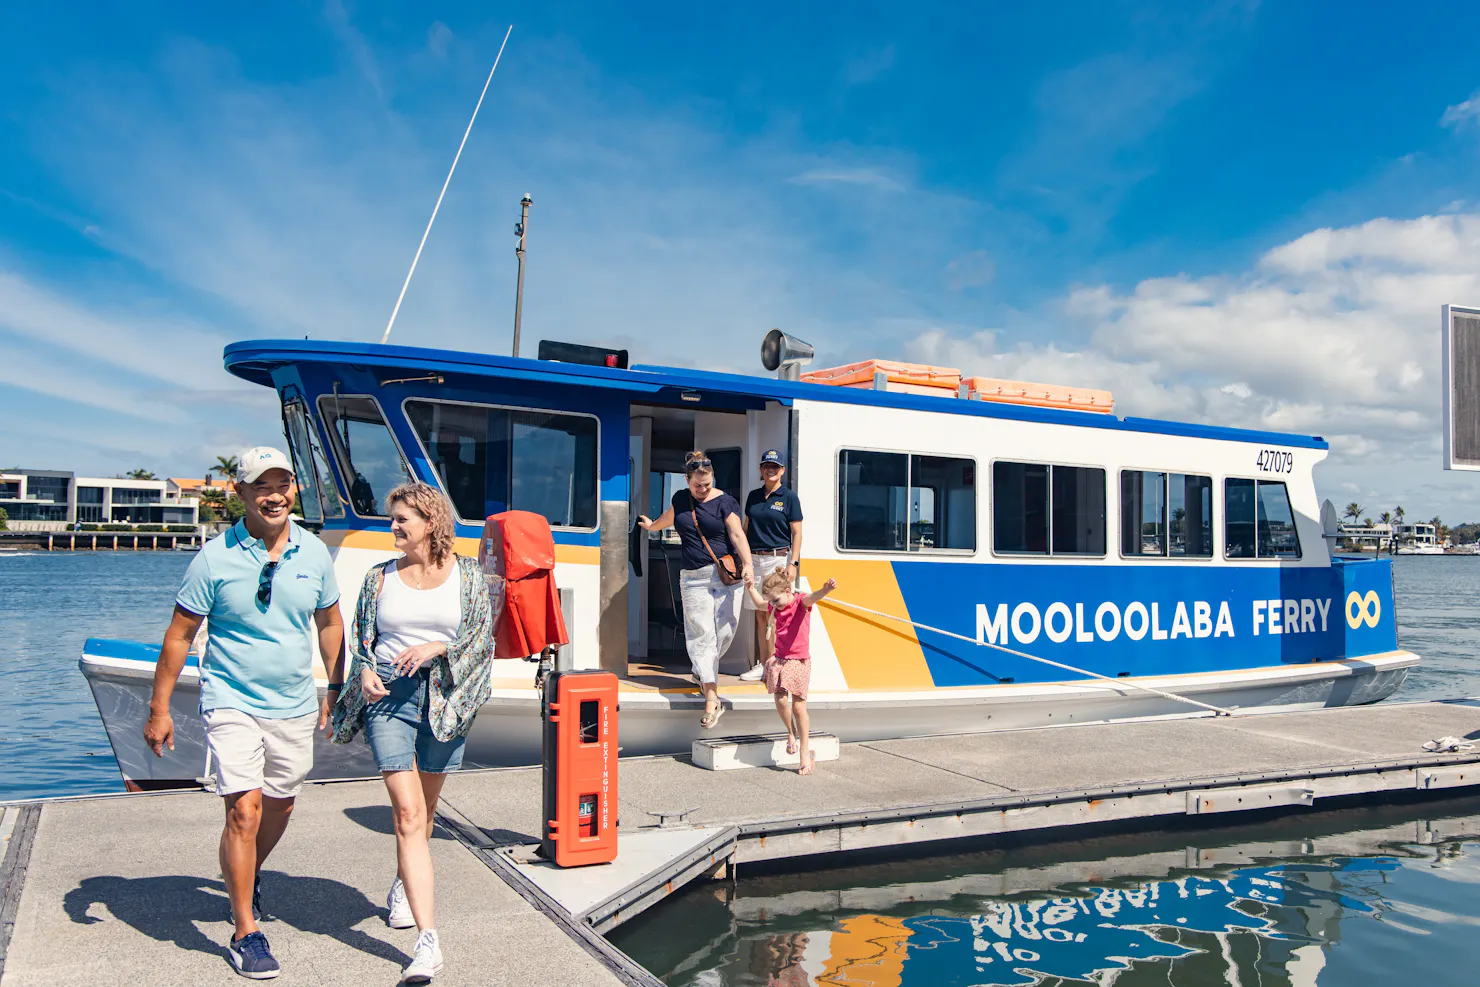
[738,664,765,682]
[387,878,415,929]
[402,929,444,984]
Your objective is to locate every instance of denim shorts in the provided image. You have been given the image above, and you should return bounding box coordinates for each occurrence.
[363,670,467,774]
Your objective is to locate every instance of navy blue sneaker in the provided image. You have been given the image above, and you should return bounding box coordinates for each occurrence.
[228,930,280,980]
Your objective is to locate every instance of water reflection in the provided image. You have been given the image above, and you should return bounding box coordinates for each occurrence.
[613,799,1480,986]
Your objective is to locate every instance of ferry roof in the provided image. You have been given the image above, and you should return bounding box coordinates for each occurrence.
[224,338,1328,450]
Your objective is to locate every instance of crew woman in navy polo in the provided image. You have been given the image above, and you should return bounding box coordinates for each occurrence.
[637,450,755,728]
[740,449,804,681]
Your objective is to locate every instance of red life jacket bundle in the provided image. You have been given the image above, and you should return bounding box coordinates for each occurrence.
[478,510,570,660]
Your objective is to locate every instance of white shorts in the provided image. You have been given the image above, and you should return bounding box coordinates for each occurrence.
[202,707,317,799]
[744,554,792,610]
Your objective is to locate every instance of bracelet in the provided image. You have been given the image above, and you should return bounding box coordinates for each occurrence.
[325,683,344,692]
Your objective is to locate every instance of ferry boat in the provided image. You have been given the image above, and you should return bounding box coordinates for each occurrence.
[80,335,1412,790]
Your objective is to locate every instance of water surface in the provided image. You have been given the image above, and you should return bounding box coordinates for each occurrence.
[614,798,1480,985]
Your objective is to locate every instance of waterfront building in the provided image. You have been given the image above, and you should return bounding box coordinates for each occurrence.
[1393,522,1439,548]
[0,469,199,529]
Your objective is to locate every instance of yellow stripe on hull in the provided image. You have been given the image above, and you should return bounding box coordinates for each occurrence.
[318,528,600,565]
[804,558,934,690]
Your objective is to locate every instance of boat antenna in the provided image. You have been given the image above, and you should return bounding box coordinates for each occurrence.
[379,24,514,346]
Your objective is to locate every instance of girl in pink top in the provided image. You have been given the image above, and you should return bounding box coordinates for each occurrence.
[745,569,837,775]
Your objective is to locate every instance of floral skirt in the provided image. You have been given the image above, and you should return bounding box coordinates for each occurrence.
[764,656,810,699]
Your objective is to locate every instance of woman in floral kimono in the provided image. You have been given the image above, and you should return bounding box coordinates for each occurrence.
[332,482,498,984]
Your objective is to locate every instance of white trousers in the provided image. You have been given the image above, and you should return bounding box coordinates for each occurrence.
[679,564,744,684]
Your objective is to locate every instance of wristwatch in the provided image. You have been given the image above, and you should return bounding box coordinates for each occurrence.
[326,683,344,693]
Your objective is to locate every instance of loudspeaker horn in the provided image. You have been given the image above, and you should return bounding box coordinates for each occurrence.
[761,328,815,379]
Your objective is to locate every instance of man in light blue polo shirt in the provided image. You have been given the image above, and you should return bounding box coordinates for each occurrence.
[144,446,344,980]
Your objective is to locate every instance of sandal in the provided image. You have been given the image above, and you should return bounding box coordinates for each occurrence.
[700,706,724,729]
[785,737,797,756]
[799,750,815,776]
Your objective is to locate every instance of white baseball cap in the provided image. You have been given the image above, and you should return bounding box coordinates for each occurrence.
[236,446,296,484]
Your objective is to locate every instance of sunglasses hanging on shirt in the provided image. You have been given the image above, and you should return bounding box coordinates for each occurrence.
[257,561,280,607]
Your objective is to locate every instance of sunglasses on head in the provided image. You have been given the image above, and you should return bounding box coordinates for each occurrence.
[684,458,713,473]
[257,561,280,608]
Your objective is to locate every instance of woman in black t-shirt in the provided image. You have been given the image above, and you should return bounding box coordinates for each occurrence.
[638,450,755,728]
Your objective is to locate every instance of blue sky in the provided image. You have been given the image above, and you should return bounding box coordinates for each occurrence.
[4,2,1480,520]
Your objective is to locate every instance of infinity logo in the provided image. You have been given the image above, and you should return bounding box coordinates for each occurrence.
[1345,590,1381,629]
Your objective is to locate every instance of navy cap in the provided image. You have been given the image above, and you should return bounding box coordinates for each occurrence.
[759,449,784,466]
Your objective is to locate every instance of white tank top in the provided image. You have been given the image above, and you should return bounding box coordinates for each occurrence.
[374,560,462,676]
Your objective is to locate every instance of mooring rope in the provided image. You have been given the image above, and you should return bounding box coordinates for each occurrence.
[818,596,1235,717]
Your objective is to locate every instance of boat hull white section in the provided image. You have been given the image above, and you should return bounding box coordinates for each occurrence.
[80,652,1415,787]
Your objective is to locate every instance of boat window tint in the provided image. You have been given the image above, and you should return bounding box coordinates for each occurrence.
[283,403,345,523]
[992,461,1049,554]
[1256,480,1301,559]
[405,400,598,528]
[1051,465,1106,555]
[282,402,324,524]
[1120,470,1166,556]
[1169,473,1212,557]
[318,396,413,518]
[910,454,975,551]
[838,450,908,551]
[1224,478,1257,558]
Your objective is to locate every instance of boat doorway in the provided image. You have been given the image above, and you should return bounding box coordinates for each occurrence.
[627,400,790,687]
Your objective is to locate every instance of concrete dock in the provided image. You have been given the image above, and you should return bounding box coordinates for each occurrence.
[7,698,1480,985]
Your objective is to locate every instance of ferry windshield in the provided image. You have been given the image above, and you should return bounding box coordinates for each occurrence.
[318,396,413,518]
[281,401,343,523]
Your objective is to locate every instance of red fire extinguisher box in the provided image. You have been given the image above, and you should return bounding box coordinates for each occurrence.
[541,670,618,867]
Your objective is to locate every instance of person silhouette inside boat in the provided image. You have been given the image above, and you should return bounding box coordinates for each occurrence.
[143,446,345,980]
[638,450,755,728]
[740,449,803,682]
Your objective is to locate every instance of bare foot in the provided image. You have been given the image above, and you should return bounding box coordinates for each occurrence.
[786,737,797,756]
[799,750,815,775]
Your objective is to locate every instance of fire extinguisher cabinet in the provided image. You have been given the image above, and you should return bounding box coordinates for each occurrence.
[541,669,619,867]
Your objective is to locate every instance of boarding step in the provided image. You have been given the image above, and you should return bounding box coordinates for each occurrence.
[692,732,840,771]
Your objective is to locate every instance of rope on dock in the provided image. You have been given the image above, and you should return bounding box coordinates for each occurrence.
[818,596,1236,717]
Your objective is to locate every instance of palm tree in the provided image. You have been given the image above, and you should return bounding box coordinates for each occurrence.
[125,468,157,480]
[212,455,240,480]
[1378,511,1392,525]
[1343,503,1364,523]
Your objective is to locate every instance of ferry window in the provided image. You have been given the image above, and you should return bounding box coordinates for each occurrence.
[1225,478,1300,559]
[838,450,975,552]
[1051,465,1106,555]
[993,462,1048,553]
[1120,470,1166,556]
[910,455,976,550]
[838,450,907,551]
[1169,474,1212,557]
[1120,471,1212,558]
[405,400,598,528]
[282,402,345,523]
[318,396,413,518]
[994,462,1104,555]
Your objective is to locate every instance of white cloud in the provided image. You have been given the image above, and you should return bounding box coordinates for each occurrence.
[1441,89,1480,129]
[788,167,905,192]
[908,210,1480,518]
